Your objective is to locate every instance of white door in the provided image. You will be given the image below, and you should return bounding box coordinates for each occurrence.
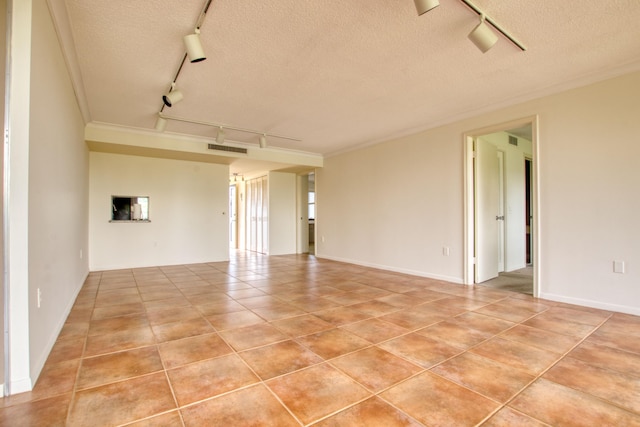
[229,185,237,248]
[475,138,500,283]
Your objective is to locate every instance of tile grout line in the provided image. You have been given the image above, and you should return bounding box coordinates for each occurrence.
[65,271,101,425]
[139,271,187,427]
[473,311,616,425]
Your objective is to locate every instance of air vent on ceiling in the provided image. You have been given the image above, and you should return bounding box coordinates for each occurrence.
[508,135,518,146]
[207,144,247,154]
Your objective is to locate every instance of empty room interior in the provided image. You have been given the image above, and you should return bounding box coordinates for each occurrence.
[2,0,640,425]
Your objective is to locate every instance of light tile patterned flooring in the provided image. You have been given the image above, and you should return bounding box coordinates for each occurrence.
[2,252,640,426]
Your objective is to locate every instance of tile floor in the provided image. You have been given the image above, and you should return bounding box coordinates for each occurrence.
[1,252,640,426]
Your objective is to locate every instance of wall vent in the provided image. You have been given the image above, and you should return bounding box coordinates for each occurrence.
[207,144,247,154]
[508,135,518,146]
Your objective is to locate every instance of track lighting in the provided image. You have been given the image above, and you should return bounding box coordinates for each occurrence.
[157,113,302,145]
[414,0,526,52]
[184,28,206,63]
[216,127,225,144]
[468,14,498,53]
[414,0,439,16]
[154,115,167,132]
[163,83,183,107]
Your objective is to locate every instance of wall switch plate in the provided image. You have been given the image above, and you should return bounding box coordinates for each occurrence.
[613,260,625,274]
[443,247,450,256]
[37,288,42,308]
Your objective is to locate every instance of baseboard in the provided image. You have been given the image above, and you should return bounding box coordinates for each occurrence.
[540,292,640,316]
[315,254,464,285]
[9,377,32,395]
[28,270,89,392]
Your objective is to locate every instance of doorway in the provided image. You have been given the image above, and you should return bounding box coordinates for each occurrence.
[525,157,533,265]
[229,184,237,249]
[464,117,539,296]
[245,176,268,254]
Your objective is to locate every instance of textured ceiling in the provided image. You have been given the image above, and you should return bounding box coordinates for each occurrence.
[60,0,640,172]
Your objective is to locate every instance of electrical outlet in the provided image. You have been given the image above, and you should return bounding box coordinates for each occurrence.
[443,247,450,256]
[321,236,325,243]
[37,288,42,308]
[80,249,83,259]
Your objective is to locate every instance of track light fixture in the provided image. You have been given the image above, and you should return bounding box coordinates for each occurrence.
[230,173,244,183]
[154,0,212,122]
[155,115,167,132]
[216,127,225,144]
[468,14,498,53]
[414,0,526,52]
[414,0,439,16]
[163,83,183,107]
[157,113,302,146]
[184,28,206,63]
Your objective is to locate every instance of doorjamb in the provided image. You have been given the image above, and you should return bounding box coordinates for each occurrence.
[463,116,540,297]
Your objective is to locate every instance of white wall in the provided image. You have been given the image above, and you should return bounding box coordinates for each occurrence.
[0,0,6,389]
[318,131,463,282]
[480,131,532,272]
[27,0,89,386]
[318,71,640,315]
[268,171,297,256]
[236,181,246,251]
[89,152,229,270]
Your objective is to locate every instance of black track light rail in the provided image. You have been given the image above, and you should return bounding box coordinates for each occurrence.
[159,0,214,113]
[459,0,526,51]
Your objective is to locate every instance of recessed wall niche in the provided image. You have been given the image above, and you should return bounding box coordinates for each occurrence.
[111,196,149,221]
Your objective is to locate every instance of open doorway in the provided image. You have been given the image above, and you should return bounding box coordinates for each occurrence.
[229,184,237,249]
[296,172,315,255]
[464,117,538,296]
[308,173,315,255]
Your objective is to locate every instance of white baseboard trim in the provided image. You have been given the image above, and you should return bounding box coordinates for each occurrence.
[9,377,33,395]
[315,254,464,285]
[540,292,640,316]
[28,271,89,392]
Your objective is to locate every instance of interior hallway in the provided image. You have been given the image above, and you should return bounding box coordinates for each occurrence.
[1,252,639,426]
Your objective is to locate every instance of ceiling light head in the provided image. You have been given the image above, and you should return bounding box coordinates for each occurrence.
[154,115,167,132]
[468,15,498,53]
[184,28,206,63]
[414,0,439,16]
[163,83,183,107]
[216,127,225,144]
[259,134,267,149]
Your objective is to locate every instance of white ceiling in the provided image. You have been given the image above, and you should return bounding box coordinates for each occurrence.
[59,0,640,174]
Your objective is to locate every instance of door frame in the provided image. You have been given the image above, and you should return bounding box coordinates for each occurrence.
[497,149,505,273]
[524,156,533,264]
[463,115,540,296]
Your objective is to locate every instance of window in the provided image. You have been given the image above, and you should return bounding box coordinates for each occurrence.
[308,191,315,220]
[111,196,149,221]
